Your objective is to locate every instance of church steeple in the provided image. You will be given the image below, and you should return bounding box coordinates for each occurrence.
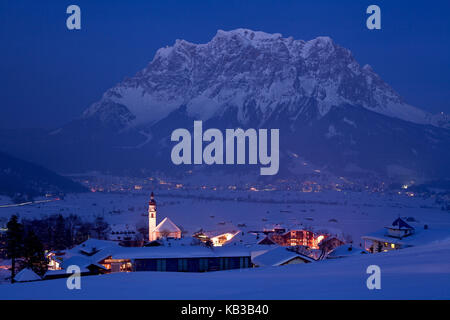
[148,192,157,241]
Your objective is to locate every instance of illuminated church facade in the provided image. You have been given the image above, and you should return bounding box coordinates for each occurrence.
[148,192,182,241]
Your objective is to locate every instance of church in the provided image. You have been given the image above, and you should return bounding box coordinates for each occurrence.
[148,192,182,241]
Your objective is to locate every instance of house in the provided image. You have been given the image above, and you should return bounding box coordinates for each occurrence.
[43,265,106,280]
[252,246,315,267]
[361,217,447,253]
[255,227,325,249]
[362,217,416,253]
[47,238,120,271]
[108,224,139,242]
[386,218,415,238]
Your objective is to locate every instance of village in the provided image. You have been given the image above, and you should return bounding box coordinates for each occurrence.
[3,190,448,284]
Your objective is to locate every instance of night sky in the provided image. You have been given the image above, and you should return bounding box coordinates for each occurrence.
[1,0,449,129]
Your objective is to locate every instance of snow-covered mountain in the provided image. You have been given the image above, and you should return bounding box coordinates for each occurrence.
[2,29,450,180]
[83,28,446,129]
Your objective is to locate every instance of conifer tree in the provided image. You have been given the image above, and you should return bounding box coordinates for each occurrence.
[23,230,47,276]
[6,215,24,283]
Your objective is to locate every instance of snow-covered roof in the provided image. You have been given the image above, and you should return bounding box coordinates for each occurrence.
[110,245,250,260]
[256,235,276,245]
[252,247,315,267]
[154,217,181,233]
[200,223,240,238]
[57,238,250,267]
[160,236,202,247]
[362,226,450,247]
[44,269,69,277]
[60,256,106,270]
[14,268,41,282]
[222,231,257,246]
[386,217,415,230]
[74,238,120,255]
[53,239,121,270]
[327,244,366,258]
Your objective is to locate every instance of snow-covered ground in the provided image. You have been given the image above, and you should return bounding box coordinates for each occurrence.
[1,190,448,244]
[0,240,449,299]
[0,190,449,299]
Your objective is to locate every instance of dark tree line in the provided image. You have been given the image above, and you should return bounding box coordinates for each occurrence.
[2,214,109,283]
[5,215,47,282]
[20,214,110,250]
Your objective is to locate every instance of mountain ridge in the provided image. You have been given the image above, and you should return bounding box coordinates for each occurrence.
[1,29,450,181]
[0,150,88,198]
[83,28,448,129]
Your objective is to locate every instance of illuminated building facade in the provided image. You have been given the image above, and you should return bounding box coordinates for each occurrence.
[148,192,182,241]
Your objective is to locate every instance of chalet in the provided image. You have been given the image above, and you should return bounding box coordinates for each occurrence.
[194,228,241,247]
[254,226,325,249]
[386,218,415,238]
[252,247,315,267]
[47,238,120,271]
[362,217,416,252]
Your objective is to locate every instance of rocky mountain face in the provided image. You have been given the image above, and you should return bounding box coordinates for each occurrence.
[84,29,444,128]
[1,29,449,181]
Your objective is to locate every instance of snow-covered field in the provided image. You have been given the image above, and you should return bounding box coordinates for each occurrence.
[1,190,448,243]
[0,190,449,299]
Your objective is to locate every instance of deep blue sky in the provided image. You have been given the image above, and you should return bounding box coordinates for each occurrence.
[0,0,449,129]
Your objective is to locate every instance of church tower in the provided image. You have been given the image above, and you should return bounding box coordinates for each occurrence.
[148,192,157,241]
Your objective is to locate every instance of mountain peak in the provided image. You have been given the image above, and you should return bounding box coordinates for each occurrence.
[214,28,283,41]
[83,29,446,129]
